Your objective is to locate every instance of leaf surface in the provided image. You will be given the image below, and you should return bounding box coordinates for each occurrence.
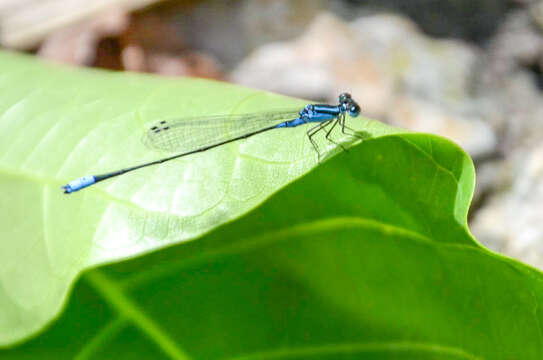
[0,51,395,345]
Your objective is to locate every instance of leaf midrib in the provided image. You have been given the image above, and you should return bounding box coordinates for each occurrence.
[225,341,483,360]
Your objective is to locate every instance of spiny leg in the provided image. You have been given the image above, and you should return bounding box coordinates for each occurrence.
[306,123,323,154]
[340,114,365,139]
[307,120,332,161]
[324,119,338,142]
[324,118,348,152]
[307,120,332,153]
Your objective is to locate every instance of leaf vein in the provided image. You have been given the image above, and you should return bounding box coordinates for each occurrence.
[85,270,191,360]
[120,216,480,290]
[225,341,483,360]
[73,316,128,360]
[400,136,459,184]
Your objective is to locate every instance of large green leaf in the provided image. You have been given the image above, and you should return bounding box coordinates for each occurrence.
[2,51,543,359]
[0,51,397,346]
[4,135,543,359]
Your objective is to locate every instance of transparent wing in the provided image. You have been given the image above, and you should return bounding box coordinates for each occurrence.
[143,110,301,153]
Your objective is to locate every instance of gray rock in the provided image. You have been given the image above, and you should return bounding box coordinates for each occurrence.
[466,2,543,270]
[387,96,497,160]
[471,145,543,268]
[529,0,543,31]
[176,0,325,69]
[482,9,543,89]
[476,7,543,153]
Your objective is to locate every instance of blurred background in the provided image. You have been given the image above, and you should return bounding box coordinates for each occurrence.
[1,0,542,268]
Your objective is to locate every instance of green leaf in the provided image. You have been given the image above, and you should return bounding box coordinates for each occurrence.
[2,50,543,360]
[0,50,397,346]
[4,134,543,359]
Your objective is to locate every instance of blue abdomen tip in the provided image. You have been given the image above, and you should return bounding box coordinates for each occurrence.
[62,175,96,194]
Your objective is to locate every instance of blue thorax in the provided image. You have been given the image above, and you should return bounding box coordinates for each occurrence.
[276,104,344,128]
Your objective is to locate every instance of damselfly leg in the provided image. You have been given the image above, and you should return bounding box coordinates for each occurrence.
[325,116,348,152]
[307,120,332,150]
[340,115,364,139]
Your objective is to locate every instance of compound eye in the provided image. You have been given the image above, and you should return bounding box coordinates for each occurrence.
[349,104,360,117]
[339,92,352,103]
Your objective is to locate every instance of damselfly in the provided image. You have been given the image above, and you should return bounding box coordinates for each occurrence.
[62,93,361,193]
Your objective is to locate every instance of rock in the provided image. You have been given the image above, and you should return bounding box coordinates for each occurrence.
[471,145,543,268]
[176,0,325,68]
[143,51,224,79]
[0,0,162,49]
[478,11,543,153]
[483,9,543,84]
[38,8,129,66]
[500,72,543,152]
[37,4,224,79]
[470,157,512,210]
[466,2,543,270]
[388,97,497,159]
[338,0,510,43]
[232,13,387,106]
[530,0,543,30]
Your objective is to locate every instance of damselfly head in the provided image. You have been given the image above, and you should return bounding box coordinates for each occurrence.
[349,103,360,117]
[339,93,352,104]
[338,92,360,117]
